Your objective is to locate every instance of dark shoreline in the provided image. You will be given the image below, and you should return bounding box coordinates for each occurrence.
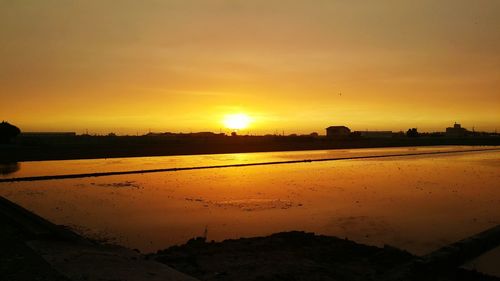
[1,135,499,162]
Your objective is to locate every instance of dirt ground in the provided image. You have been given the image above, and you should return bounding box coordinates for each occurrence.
[0,217,69,281]
[150,231,499,281]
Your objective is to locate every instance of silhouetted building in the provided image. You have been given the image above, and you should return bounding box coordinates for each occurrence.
[326,126,351,138]
[355,131,393,138]
[446,123,467,137]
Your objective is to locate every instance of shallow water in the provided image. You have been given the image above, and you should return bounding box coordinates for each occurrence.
[0,147,499,274]
[0,145,487,179]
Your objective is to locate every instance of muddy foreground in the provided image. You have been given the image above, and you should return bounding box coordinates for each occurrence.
[149,231,499,281]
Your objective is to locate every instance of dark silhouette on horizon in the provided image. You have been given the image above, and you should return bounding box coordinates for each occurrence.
[406,128,419,138]
[0,162,20,175]
[0,121,21,144]
[446,123,468,137]
[1,122,499,162]
[326,126,351,139]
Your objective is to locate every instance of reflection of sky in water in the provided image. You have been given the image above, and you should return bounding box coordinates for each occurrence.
[2,145,494,179]
[0,148,499,275]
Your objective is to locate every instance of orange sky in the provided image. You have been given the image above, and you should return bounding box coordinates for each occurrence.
[1,1,499,135]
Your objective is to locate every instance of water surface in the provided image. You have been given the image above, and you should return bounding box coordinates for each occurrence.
[1,145,487,179]
[1,147,499,274]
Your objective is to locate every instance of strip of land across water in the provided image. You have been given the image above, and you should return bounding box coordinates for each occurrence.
[2,135,500,162]
[1,147,498,183]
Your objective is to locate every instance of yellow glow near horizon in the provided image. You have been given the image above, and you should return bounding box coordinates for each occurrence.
[223,113,251,131]
[1,1,500,134]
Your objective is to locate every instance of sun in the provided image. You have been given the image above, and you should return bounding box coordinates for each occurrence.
[223,113,251,131]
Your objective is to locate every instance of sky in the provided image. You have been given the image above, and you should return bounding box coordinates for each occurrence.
[1,0,499,135]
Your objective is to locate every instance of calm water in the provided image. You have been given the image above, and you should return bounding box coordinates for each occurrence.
[0,146,486,179]
[1,147,499,267]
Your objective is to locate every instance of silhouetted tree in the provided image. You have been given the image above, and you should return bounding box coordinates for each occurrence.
[0,162,20,175]
[0,121,21,143]
[406,128,419,138]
